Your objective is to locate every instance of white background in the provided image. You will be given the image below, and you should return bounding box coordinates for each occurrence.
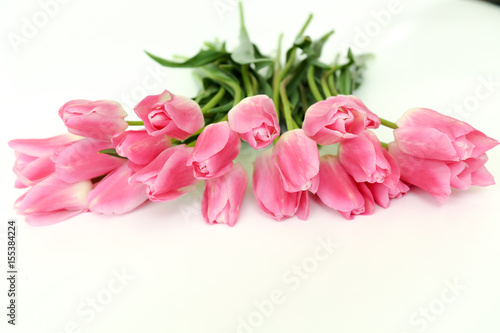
[1,0,500,332]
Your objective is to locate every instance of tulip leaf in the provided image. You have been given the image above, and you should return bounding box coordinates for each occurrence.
[205,101,233,114]
[338,67,353,95]
[194,85,219,103]
[98,149,127,159]
[231,2,272,65]
[302,30,335,60]
[145,49,228,68]
[198,65,243,103]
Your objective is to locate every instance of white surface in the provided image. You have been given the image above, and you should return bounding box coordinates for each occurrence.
[1,0,500,332]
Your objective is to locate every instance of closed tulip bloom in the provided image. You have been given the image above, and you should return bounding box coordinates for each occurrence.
[272,129,320,193]
[188,121,241,180]
[59,100,128,141]
[366,181,410,209]
[389,143,495,202]
[316,155,375,220]
[88,163,149,215]
[53,138,126,183]
[253,150,309,221]
[131,145,198,202]
[394,108,498,161]
[303,95,380,145]
[202,163,248,227]
[15,174,91,226]
[112,130,171,171]
[228,95,280,149]
[9,134,79,188]
[134,90,204,140]
[339,130,398,186]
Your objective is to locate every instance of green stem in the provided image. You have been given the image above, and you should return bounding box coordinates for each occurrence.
[307,66,323,101]
[320,72,332,97]
[380,142,389,149]
[296,14,313,40]
[250,72,258,94]
[126,120,144,126]
[199,67,242,107]
[272,33,284,116]
[201,87,226,114]
[280,75,295,131]
[299,83,308,113]
[231,85,243,106]
[379,117,398,129]
[241,64,253,97]
[238,2,246,30]
[327,71,339,96]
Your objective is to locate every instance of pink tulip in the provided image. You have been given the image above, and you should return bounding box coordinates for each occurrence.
[228,95,280,149]
[130,145,198,202]
[389,143,495,203]
[316,155,375,220]
[134,90,204,140]
[53,138,126,183]
[9,134,80,188]
[112,130,171,171]
[15,174,91,226]
[366,181,410,209]
[201,163,248,227]
[272,129,320,193]
[187,121,241,179]
[339,130,398,187]
[394,108,498,161]
[303,95,380,145]
[88,163,149,214]
[253,149,309,221]
[59,100,128,141]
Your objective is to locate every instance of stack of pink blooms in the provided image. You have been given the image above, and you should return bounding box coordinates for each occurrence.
[9,91,498,227]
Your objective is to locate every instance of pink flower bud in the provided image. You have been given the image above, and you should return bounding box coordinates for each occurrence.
[202,163,248,227]
[303,95,380,145]
[134,90,204,140]
[52,138,126,183]
[339,130,398,186]
[89,163,149,215]
[15,174,91,226]
[389,108,498,202]
[59,100,128,141]
[253,150,309,221]
[389,143,495,203]
[8,134,79,188]
[315,155,375,220]
[394,108,499,161]
[112,130,171,171]
[188,121,241,179]
[272,129,320,193]
[131,145,198,202]
[228,95,280,149]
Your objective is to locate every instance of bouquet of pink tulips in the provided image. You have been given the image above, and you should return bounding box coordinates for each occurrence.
[9,4,498,227]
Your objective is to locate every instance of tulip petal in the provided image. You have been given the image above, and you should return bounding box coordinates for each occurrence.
[394,127,458,161]
[54,139,126,183]
[396,108,474,140]
[466,130,499,158]
[316,155,365,214]
[253,150,307,221]
[15,174,91,216]
[113,130,171,165]
[8,134,80,157]
[24,210,87,227]
[89,163,149,215]
[273,129,319,192]
[389,142,451,203]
